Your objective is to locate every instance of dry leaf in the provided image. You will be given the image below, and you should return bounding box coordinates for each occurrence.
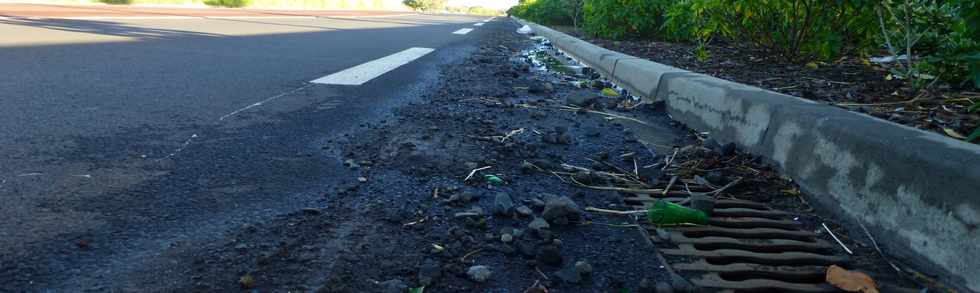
[943,128,967,139]
[826,265,878,293]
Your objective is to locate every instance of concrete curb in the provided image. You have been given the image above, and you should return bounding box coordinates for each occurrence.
[514,17,980,291]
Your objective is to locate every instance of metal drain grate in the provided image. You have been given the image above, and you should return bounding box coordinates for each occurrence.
[625,195,847,293]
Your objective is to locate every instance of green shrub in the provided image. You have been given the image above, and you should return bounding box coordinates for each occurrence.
[100,0,134,4]
[204,0,251,7]
[403,0,447,11]
[509,0,574,26]
[581,0,666,40]
[876,0,980,89]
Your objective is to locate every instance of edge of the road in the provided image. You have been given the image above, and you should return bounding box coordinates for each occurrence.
[512,16,980,292]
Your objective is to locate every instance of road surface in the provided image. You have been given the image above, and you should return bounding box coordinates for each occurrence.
[0,4,494,291]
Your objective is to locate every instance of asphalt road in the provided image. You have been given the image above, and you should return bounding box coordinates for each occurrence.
[0,8,492,291]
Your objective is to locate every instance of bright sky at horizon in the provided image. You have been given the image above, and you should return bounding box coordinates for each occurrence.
[447,0,517,10]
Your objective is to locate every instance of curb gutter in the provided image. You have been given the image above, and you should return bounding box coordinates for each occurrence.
[513,17,980,291]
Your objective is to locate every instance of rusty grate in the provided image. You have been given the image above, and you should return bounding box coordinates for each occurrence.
[625,195,849,293]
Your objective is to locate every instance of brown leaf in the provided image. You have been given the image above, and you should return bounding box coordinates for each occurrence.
[826,265,878,293]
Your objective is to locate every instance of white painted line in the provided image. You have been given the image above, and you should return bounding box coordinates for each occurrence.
[453,28,473,35]
[310,47,435,86]
[474,22,484,26]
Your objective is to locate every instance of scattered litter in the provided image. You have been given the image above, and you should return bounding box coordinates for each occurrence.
[517,25,533,34]
[484,174,504,185]
[826,265,878,293]
[601,88,620,97]
[822,222,854,254]
[869,54,907,64]
[646,200,708,225]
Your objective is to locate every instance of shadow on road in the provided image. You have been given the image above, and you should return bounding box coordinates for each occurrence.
[0,17,224,39]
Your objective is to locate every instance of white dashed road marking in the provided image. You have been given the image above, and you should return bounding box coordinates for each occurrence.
[310,47,435,85]
[474,22,484,26]
[453,28,473,35]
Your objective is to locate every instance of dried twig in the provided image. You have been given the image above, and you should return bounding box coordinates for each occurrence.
[836,96,922,107]
[569,177,688,195]
[460,249,484,262]
[499,128,526,143]
[661,148,679,171]
[463,166,492,181]
[585,206,646,215]
[859,222,903,273]
[662,176,678,196]
[822,222,853,255]
[558,105,651,125]
[705,177,743,197]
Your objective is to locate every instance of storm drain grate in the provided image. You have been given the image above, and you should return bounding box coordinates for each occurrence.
[624,195,847,293]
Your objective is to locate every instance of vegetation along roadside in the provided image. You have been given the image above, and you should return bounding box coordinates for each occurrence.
[510,0,980,144]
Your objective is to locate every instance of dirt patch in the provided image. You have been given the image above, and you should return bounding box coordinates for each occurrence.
[179,21,939,293]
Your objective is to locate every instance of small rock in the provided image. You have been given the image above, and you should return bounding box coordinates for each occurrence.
[528,198,546,210]
[529,81,555,94]
[493,192,515,216]
[536,244,563,265]
[418,259,442,286]
[542,196,582,225]
[554,267,582,284]
[516,205,533,217]
[565,90,599,106]
[467,265,492,283]
[574,260,593,276]
[528,217,551,235]
[501,233,514,243]
[517,241,536,257]
[379,279,408,293]
[302,207,321,215]
[239,274,255,289]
